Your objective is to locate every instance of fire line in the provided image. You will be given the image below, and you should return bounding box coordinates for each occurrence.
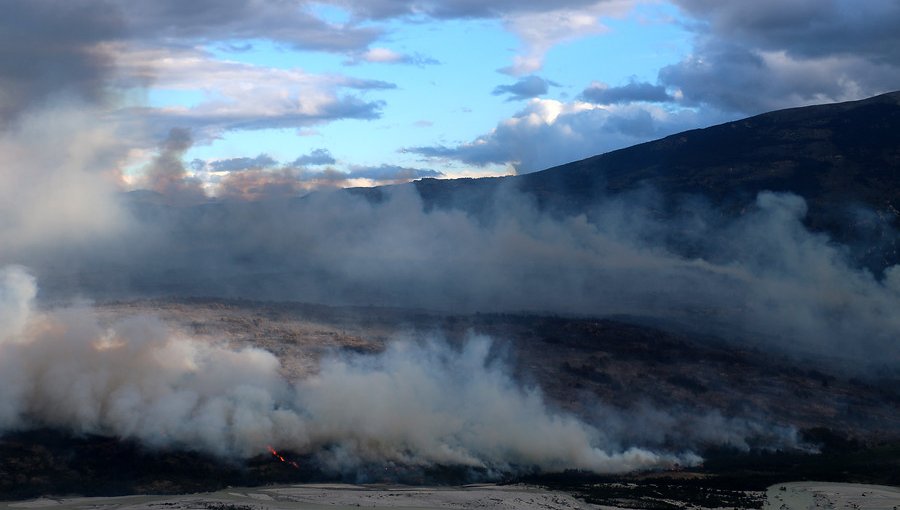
[267,446,300,469]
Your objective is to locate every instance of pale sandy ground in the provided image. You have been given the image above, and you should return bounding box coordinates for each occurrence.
[764,482,900,510]
[1,484,594,510]
[6,481,899,510]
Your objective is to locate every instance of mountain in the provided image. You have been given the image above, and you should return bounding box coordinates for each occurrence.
[518,90,900,210]
[401,91,900,268]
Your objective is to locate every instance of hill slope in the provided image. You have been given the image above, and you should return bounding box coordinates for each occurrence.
[405,91,900,267]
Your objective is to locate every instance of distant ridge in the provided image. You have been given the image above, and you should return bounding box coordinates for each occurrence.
[517,90,900,209]
[403,90,900,268]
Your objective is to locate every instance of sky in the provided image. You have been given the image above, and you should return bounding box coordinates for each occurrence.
[2,0,900,193]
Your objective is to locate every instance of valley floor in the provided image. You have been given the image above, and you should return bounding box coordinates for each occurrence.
[4,482,900,510]
[763,482,900,510]
[1,483,591,510]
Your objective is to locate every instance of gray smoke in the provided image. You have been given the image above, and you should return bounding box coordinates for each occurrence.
[13,179,896,369]
[0,0,123,125]
[0,265,699,473]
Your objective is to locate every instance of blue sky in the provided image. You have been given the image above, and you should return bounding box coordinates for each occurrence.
[4,0,899,194]
[158,3,682,174]
[169,2,692,177]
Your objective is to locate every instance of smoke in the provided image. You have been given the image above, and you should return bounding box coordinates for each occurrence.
[15,178,897,369]
[0,106,129,254]
[588,402,803,454]
[138,128,206,204]
[0,265,703,474]
[0,0,123,125]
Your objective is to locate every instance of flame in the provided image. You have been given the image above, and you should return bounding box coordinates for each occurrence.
[267,445,300,469]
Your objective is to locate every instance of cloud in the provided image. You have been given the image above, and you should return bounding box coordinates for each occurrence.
[212,165,442,200]
[333,0,618,19]
[151,135,442,200]
[407,98,715,173]
[344,47,440,66]
[673,0,900,62]
[492,76,556,101]
[659,41,900,114]
[112,46,393,142]
[660,0,900,114]
[209,154,278,172]
[580,80,674,105]
[346,165,443,180]
[213,168,337,200]
[333,0,636,75]
[498,4,627,75]
[205,162,442,200]
[0,0,124,124]
[293,148,337,166]
[118,0,381,52]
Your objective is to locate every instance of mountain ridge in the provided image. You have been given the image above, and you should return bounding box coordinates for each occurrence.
[396,90,900,269]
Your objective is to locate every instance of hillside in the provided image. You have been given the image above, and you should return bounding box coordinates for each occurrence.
[402,91,900,268]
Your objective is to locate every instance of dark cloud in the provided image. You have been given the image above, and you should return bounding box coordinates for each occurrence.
[117,0,380,52]
[336,0,605,20]
[210,154,277,172]
[662,0,900,113]
[0,1,395,135]
[674,0,900,62]
[658,39,900,114]
[293,148,337,166]
[0,0,124,124]
[580,81,673,105]
[492,76,555,101]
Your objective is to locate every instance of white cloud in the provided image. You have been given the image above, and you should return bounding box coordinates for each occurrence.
[499,1,635,75]
[111,45,393,142]
[344,47,440,66]
[407,97,717,173]
[362,47,406,63]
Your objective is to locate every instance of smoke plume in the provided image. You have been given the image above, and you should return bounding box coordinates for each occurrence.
[10,178,896,370]
[0,265,702,474]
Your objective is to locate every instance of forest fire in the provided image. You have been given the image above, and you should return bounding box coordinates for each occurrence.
[267,446,300,469]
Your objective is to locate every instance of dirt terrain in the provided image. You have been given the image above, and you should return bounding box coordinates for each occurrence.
[3,298,899,501]
[95,298,900,438]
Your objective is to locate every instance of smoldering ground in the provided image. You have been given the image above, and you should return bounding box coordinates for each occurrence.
[1,265,708,474]
[1,109,897,476]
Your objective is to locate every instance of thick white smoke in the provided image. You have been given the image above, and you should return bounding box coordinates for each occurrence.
[0,106,128,254]
[0,265,695,474]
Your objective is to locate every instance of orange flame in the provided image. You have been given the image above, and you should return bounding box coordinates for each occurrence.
[267,445,300,469]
